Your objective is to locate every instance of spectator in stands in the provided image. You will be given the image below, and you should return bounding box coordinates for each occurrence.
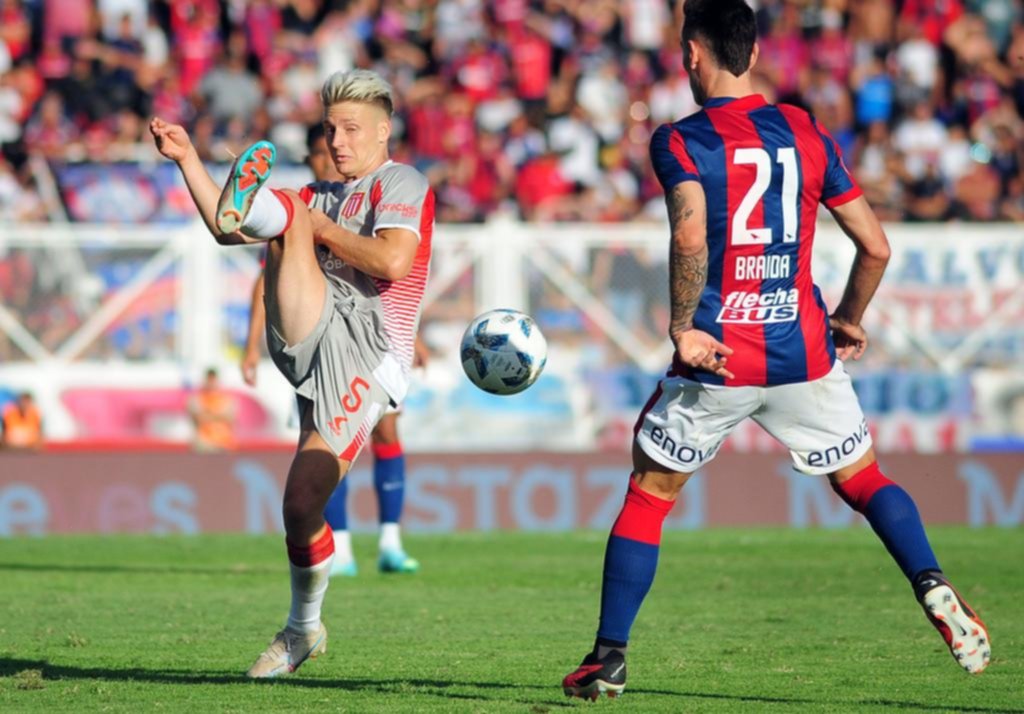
[1,390,42,450]
[1,0,1022,227]
[196,33,264,125]
[189,368,236,452]
[893,100,949,180]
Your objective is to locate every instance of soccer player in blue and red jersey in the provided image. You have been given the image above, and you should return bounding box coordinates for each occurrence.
[562,0,990,699]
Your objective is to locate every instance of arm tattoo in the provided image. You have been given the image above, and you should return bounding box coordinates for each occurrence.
[666,184,708,335]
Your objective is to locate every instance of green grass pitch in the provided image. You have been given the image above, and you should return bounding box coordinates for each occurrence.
[0,527,1020,712]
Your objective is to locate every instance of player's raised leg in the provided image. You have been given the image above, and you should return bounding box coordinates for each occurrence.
[260,190,327,349]
[562,445,691,700]
[830,451,991,674]
[372,412,419,573]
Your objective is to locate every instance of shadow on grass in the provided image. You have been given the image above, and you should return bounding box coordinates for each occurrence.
[0,657,574,708]
[626,687,1024,713]
[0,562,280,576]
[1,658,1019,712]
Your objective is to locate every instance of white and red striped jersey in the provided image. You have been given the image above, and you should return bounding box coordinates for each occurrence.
[299,160,434,404]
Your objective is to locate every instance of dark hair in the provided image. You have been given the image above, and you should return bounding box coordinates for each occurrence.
[306,123,326,151]
[682,0,757,77]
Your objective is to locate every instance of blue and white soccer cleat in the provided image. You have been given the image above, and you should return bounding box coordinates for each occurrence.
[378,549,420,574]
[245,623,327,678]
[215,140,276,234]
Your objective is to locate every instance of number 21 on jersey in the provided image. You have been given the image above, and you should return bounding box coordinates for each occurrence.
[731,147,798,246]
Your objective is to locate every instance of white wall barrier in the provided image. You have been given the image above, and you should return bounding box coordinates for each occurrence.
[0,220,1022,451]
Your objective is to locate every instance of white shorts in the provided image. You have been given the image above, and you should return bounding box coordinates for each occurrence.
[635,360,872,476]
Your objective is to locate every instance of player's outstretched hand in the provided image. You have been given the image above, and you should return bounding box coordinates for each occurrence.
[829,316,868,360]
[149,117,194,163]
[672,329,734,379]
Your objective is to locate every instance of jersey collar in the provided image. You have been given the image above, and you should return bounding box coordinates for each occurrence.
[704,94,768,110]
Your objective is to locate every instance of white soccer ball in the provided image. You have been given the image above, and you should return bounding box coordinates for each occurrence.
[460,309,547,395]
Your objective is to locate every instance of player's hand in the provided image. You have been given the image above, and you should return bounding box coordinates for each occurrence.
[671,329,734,379]
[829,316,868,360]
[309,208,332,240]
[413,337,430,368]
[149,117,194,163]
[240,348,260,387]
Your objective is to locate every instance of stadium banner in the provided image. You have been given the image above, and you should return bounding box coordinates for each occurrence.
[1,451,1021,535]
[53,163,314,224]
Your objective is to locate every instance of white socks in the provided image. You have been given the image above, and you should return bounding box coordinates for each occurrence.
[332,529,354,565]
[241,189,289,239]
[286,556,332,634]
[379,522,403,553]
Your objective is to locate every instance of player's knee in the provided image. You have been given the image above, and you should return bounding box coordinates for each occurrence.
[282,485,321,534]
[275,188,304,210]
[633,472,687,501]
[272,190,311,239]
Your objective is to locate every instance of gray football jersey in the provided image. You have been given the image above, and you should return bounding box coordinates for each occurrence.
[300,160,434,404]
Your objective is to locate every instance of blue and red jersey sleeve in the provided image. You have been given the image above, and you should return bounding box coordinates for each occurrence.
[649,123,700,192]
[812,117,862,208]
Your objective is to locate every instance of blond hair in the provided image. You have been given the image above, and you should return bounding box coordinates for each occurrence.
[321,69,394,117]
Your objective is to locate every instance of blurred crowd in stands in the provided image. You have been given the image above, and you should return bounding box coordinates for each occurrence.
[1,0,1023,224]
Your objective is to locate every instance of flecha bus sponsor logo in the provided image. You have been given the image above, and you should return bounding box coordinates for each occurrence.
[717,288,800,324]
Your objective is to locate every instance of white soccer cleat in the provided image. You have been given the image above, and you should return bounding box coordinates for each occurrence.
[245,623,327,678]
[919,579,990,674]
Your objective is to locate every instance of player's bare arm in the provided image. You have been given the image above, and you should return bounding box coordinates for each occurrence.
[666,181,734,379]
[309,208,418,281]
[827,195,892,361]
[149,117,261,246]
[413,336,430,368]
[241,271,265,387]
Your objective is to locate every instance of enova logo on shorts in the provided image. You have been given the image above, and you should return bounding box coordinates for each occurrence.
[645,426,720,466]
[806,419,871,468]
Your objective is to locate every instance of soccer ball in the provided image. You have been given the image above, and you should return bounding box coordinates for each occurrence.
[460,309,547,395]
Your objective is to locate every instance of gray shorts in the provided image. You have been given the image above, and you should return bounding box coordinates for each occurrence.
[267,281,393,461]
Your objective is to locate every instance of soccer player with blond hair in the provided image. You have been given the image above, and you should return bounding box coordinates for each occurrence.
[151,68,434,678]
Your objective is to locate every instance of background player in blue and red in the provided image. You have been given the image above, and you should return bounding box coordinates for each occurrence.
[562,0,991,700]
[242,123,425,576]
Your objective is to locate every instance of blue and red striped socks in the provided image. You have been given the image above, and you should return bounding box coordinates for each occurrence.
[831,462,940,582]
[597,477,675,644]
